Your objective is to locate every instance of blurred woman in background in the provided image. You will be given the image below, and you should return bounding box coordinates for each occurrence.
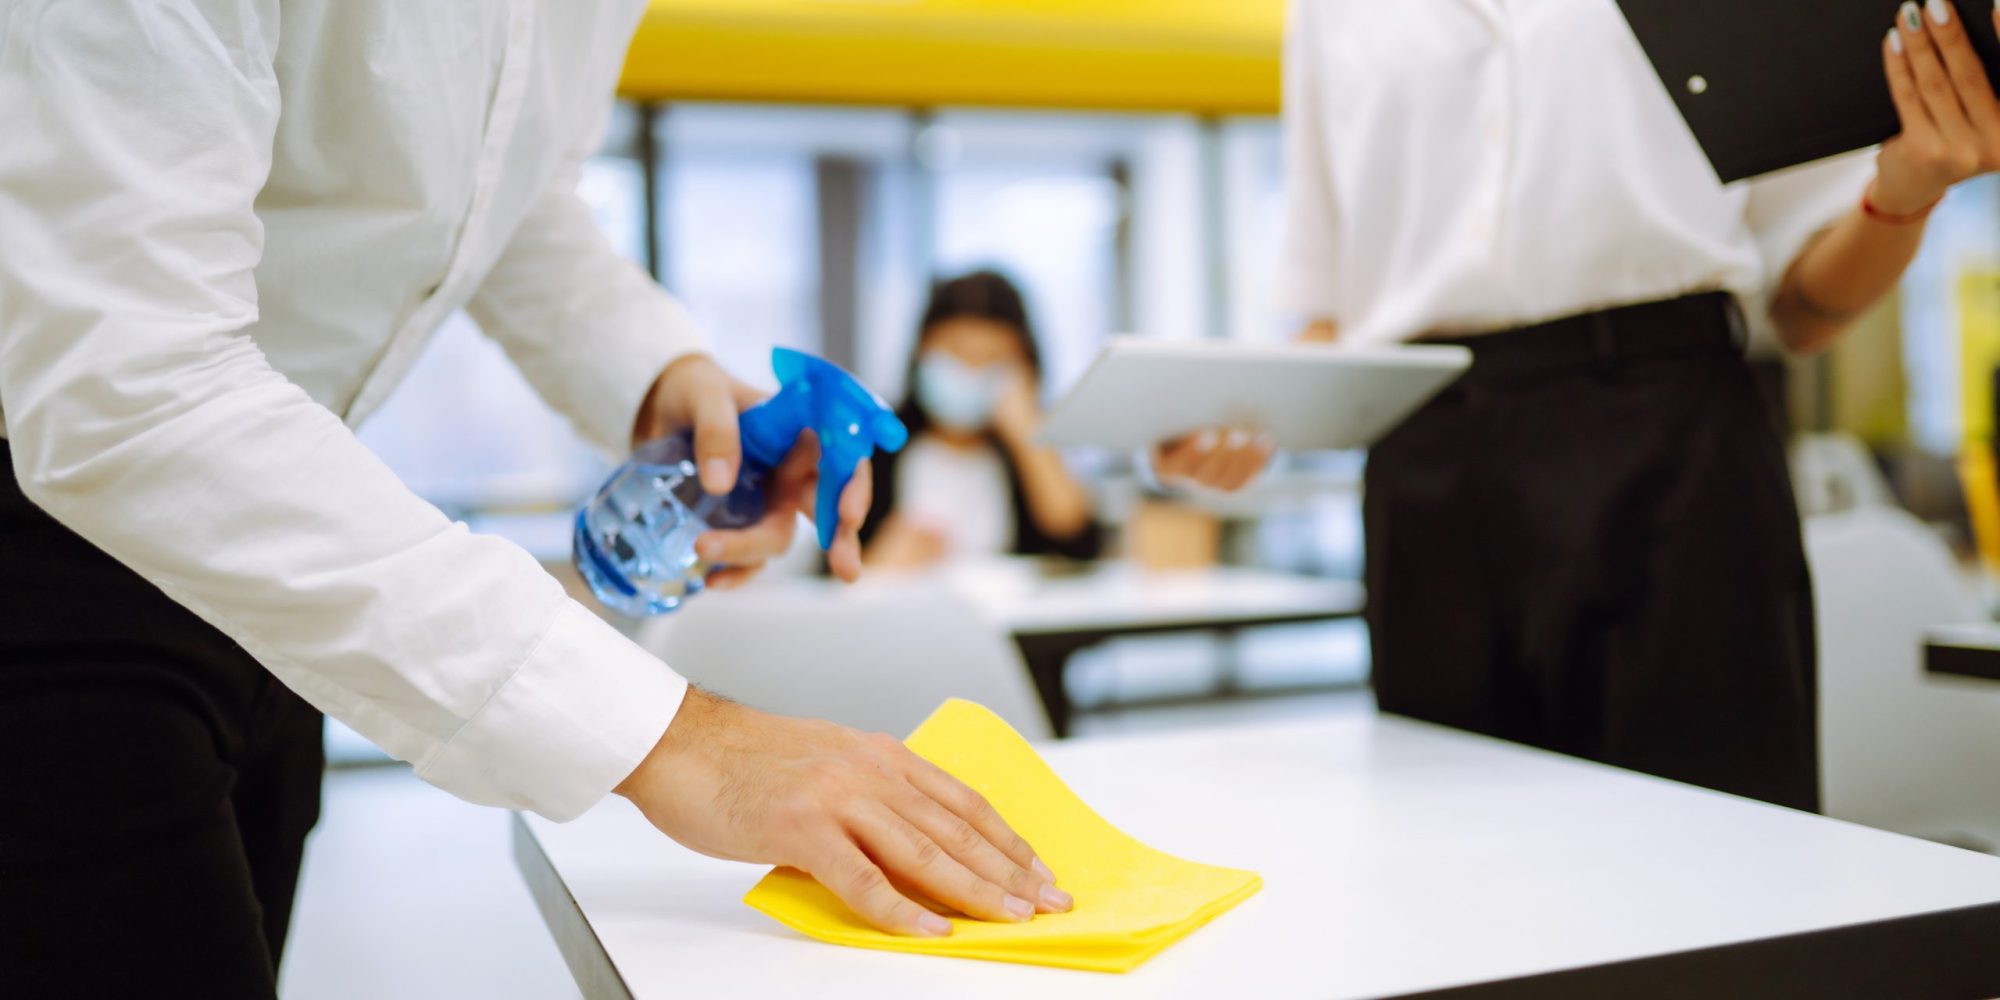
[863,271,1102,569]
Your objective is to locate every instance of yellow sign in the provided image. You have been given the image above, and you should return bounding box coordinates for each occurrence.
[621,0,1284,113]
[743,699,1262,972]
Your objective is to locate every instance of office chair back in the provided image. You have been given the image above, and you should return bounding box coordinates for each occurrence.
[635,581,1054,741]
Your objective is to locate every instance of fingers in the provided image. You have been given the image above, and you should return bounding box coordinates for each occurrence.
[849,803,1036,925]
[1212,432,1275,491]
[704,565,764,591]
[696,509,800,569]
[826,458,871,582]
[1153,430,1219,483]
[809,840,953,938]
[1152,429,1273,491]
[1899,1,1979,149]
[1188,431,1240,485]
[902,758,1065,900]
[1926,0,2000,139]
[889,784,1070,915]
[691,381,744,495]
[1886,25,1935,136]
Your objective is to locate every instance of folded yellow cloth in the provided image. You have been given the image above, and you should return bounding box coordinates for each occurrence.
[743,699,1261,973]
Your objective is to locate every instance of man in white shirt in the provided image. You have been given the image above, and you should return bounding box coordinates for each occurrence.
[0,3,1067,993]
[1159,0,2000,811]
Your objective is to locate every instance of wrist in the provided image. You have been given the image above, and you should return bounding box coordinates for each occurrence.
[616,686,717,798]
[1864,178,1944,224]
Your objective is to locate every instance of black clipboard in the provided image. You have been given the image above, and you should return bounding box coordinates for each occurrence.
[1617,0,2000,182]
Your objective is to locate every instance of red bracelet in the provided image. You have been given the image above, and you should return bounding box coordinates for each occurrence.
[1862,186,1942,226]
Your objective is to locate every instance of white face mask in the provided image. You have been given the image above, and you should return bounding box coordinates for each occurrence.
[915,354,1010,433]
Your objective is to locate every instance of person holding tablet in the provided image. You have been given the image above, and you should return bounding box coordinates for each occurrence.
[1157,0,2000,811]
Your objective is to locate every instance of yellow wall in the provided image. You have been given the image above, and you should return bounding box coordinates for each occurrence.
[619,0,1283,114]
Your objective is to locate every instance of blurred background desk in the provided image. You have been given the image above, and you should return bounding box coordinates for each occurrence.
[513,711,2000,1000]
[945,560,1364,736]
[636,559,1364,741]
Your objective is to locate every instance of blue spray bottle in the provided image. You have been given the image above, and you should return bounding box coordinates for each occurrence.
[574,348,909,617]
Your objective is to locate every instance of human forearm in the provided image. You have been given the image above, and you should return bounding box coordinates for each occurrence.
[1001,436,1095,540]
[1770,205,1926,354]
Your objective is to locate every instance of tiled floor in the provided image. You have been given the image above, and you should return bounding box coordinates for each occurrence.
[280,690,1372,998]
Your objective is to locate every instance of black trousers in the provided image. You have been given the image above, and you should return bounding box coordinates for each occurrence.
[1364,293,1820,812]
[0,442,324,999]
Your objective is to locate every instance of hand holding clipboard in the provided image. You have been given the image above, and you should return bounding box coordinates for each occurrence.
[1620,0,2000,189]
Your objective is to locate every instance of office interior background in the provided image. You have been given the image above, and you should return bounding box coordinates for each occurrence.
[269,3,2000,996]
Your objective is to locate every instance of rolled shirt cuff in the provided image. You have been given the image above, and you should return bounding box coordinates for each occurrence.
[416,600,688,821]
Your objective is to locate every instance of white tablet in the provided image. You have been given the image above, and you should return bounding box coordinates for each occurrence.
[1037,338,1472,452]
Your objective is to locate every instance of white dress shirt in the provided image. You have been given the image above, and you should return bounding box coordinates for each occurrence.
[0,0,703,821]
[1277,0,1879,346]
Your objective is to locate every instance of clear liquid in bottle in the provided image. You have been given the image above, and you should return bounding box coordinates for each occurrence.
[573,433,765,617]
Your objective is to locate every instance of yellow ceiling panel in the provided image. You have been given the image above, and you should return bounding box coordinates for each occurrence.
[619,0,1283,115]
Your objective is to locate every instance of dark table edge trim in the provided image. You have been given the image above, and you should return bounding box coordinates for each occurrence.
[512,812,636,1000]
[1006,606,1363,642]
[1926,641,2000,682]
[1379,899,2000,1000]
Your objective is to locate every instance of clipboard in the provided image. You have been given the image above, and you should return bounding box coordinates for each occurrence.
[1617,0,2000,182]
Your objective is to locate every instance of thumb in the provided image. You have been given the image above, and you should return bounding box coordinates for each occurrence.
[692,381,743,495]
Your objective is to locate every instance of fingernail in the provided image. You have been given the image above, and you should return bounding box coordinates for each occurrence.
[702,458,732,490]
[1904,1,1923,31]
[1891,27,1906,53]
[696,538,722,561]
[1194,431,1218,452]
[1030,856,1055,883]
[1003,895,1035,921]
[1040,884,1074,912]
[1224,429,1250,449]
[918,912,952,937]
[1930,0,1952,25]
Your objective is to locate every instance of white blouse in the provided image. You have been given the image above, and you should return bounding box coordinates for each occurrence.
[1277,0,1879,347]
[896,437,1016,562]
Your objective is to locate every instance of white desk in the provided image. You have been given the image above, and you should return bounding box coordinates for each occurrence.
[940,561,1365,735]
[944,560,1363,638]
[515,713,2000,999]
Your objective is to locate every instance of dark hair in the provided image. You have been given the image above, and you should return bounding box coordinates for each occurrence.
[898,269,1046,437]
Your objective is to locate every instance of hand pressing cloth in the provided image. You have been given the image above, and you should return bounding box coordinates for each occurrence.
[744,700,1261,972]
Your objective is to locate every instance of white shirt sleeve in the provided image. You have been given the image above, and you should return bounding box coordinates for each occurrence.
[1742,151,1880,299]
[1275,0,1343,322]
[467,151,706,457]
[0,0,684,821]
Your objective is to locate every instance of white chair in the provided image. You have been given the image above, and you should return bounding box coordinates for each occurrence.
[635,580,1053,740]
[1809,505,2000,844]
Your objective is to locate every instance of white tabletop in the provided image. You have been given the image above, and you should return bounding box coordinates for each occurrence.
[937,560,1364,637]
[516,713,2000,999]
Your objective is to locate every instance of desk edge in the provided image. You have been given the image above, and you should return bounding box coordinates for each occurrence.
[512,813,636,1000]
[1382,898,2000,1000]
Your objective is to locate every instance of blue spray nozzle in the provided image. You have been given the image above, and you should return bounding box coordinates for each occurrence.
[738,348,908,550]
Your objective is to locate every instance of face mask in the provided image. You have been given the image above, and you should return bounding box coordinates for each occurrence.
[915,354,1008,433]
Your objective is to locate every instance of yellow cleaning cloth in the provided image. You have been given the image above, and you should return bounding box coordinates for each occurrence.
[743,699,1261,973]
